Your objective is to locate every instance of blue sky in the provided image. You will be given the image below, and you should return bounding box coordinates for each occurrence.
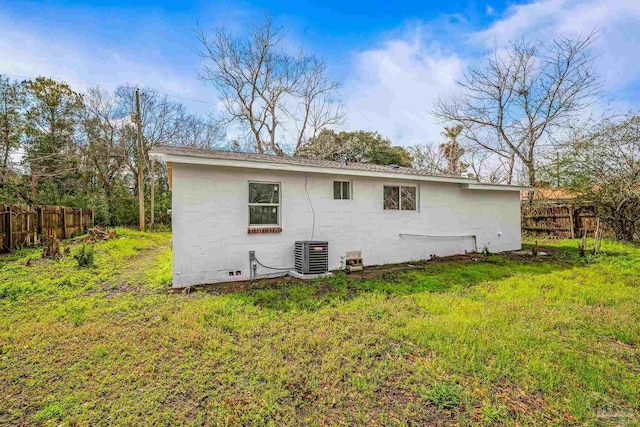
[2,0,640,146]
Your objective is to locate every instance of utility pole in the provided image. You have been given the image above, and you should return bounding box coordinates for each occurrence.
[134,88,145,231]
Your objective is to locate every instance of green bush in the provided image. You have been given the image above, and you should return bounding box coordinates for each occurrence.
[73,244,95,268]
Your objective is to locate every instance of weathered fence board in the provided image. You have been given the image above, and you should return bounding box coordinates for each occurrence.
[521,203,599,238]
[0,204,94,252]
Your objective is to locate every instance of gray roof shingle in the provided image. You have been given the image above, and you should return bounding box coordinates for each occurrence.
[150,145,473,180]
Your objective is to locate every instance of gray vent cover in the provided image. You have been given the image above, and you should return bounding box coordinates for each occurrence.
[294,241,329,274]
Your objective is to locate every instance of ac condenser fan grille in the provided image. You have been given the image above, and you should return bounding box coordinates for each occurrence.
[294,241,328,274]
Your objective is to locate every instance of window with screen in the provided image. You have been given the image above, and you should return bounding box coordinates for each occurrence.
[248,182,280,225]
[383,185,417,210]
[333,181,351,200]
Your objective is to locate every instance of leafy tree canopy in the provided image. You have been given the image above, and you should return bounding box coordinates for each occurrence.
[296,129,412,167]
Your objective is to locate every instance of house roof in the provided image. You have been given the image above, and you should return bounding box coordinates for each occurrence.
[149,145,532,191]
[151,145,464,178]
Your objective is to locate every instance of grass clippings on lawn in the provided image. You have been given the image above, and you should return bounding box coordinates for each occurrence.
[1,230,639,426]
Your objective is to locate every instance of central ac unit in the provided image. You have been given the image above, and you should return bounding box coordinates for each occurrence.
[294,241,329,274]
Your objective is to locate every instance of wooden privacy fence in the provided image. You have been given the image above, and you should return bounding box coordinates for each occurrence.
[1,204,94,252]
[521,203,599,238]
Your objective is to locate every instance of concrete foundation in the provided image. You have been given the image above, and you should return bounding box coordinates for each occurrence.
[288,271,335,280]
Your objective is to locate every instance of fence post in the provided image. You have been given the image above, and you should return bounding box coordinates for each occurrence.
[26,207,31,246]
[6,205,13,251]
[36,207,41,244]
[61,207,67,239]
[569,206,575,239]
[32,209,37,246]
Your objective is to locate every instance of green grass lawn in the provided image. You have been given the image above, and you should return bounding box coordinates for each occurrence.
[1,230,639,426]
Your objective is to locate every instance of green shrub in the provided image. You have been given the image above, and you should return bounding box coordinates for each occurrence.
[74,244,95,268]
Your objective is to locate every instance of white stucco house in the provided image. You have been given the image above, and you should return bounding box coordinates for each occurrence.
[150,146,529,288]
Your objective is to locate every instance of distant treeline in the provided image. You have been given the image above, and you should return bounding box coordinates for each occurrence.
[0,76,224,225]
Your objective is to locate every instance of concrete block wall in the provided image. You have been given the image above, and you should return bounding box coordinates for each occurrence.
[171,163,522,287]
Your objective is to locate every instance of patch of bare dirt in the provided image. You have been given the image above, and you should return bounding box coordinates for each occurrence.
[171,252,499,295]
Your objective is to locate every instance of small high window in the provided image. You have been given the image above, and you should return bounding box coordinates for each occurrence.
[249,182,280,225]
[383,185,417,210]
[333,181,351,200]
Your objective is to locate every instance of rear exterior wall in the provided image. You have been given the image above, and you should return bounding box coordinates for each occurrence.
[171,163,522,287]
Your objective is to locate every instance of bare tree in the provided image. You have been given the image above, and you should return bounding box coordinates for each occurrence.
[176,114,222,149]
[79,87,126,204]
[115,85,186,224]
[566,113,640,241]
[464,146,510,183]
[433,32,602,186]
[408,143,445,173]
[409,126,466,176]
[197,15,344,155]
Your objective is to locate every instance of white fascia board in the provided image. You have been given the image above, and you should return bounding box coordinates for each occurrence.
[149,152,166,162]
[153,153,478,185]
[462,183,535,192]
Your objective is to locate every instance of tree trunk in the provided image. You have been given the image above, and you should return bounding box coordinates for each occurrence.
[523,159,537,203]
[252,128,264,154]
[597,203,638,242]
[526,159,537,188]
[2,135,10,168]
[150,160,155,225]
[507,152,516,185]
[29,173,40,204]
[612,218,636,242]
[0,136,9,185]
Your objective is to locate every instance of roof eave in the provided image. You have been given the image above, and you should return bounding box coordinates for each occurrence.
[150,152,477,185]
[462,183,535,192]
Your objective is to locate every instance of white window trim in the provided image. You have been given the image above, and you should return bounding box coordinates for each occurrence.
[248,181,281,227]
[383,184,419,211]
[333,180,353,200]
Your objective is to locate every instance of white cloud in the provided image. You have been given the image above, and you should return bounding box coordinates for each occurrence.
[342,28,464,147]
[476,0,640,93]
[341,0,640,147]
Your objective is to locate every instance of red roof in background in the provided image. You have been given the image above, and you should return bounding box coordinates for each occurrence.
[521,187,579,201]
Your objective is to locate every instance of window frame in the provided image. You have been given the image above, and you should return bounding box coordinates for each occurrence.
[383,184,418,211]
[333,180,352,200]
[248,181,281,227]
